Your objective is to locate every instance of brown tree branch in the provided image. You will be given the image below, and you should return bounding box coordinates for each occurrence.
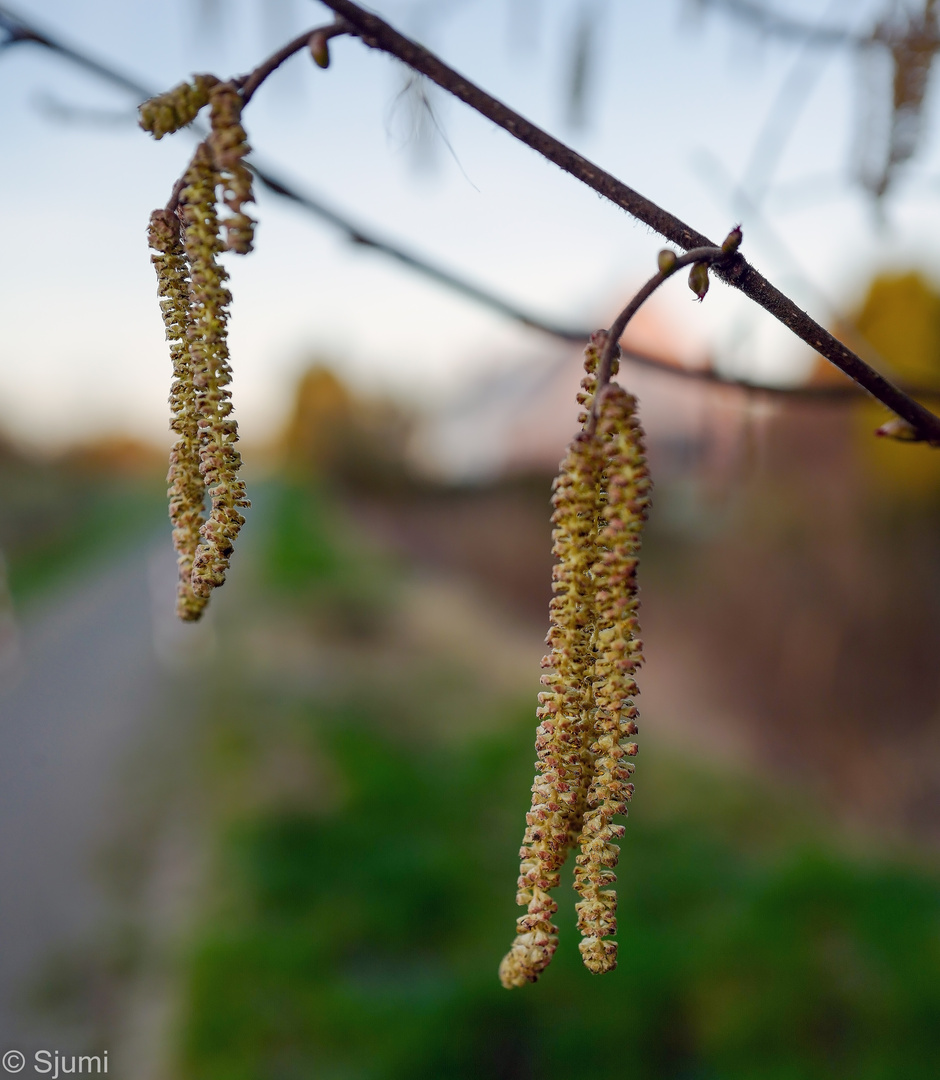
[6,3,940,414]
[318,0,940,444]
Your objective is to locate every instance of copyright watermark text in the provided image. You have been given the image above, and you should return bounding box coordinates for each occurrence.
[2,1051,108,1076]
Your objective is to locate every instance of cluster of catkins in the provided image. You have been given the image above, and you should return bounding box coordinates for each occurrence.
[142,77,255,621]
[500,331,651,987]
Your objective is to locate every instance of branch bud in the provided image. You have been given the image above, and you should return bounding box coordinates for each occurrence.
[309,30,331,69]
[875,417,920,441]
[688,261,709,302]
[657,249,677,274]
[721,224,743,254]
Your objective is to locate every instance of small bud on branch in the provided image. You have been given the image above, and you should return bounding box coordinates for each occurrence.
[721,224,743,253]
[309,30,332,68]
[688,261,710,302]
[876,417,921,441]
[657,249,678,274]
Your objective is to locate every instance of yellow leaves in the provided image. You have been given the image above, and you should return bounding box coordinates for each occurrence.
[854,273,940,391]
[847,272,940,498]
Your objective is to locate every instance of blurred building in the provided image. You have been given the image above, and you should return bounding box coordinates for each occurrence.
[411,305,759,484]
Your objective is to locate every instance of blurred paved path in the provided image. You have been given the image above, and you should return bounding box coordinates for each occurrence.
[0,541,198,1060]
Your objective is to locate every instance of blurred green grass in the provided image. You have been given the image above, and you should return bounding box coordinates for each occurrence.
[176,481,940,1080]
[263,479,395,633]
[181,710,940,1080]
[3,473,166,607]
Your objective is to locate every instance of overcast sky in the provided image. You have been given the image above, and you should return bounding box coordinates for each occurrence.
[2,0,939,451]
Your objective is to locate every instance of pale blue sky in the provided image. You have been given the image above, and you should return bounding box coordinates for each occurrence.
[1,0,938,449]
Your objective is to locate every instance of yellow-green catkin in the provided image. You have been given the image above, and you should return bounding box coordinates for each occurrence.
[139,74,220,139]
[499,427,601,989]
[148,208,208,622]
[208,82,255,254]
[500,333,619,989]
[179,143,250,600]
[568,329,620,844]
[574,382,651,975]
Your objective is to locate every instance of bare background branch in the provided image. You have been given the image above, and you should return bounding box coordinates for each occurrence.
[10,0,937,410]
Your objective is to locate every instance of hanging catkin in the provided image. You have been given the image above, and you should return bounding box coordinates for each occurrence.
[574,381,651,974]
[500,333,623,988]
[500,332,650,987]
[178,142,250,601]
[148,209,208,622]
[499,425,601,988]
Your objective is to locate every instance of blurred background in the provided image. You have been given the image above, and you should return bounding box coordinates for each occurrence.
[3,0,940,1076]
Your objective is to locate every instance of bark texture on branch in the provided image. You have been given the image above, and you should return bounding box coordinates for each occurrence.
[320,0,940,444]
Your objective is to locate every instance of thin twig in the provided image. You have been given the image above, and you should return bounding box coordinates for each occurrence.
[240,20,350,104]
[695,0,864,47]
[589,247,726,428]
[165,22,354,208]
[318,0,940,444]
[0,3,151,96]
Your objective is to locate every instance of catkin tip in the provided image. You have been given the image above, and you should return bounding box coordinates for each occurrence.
[139,74,220,139]
[208,82,256,254]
